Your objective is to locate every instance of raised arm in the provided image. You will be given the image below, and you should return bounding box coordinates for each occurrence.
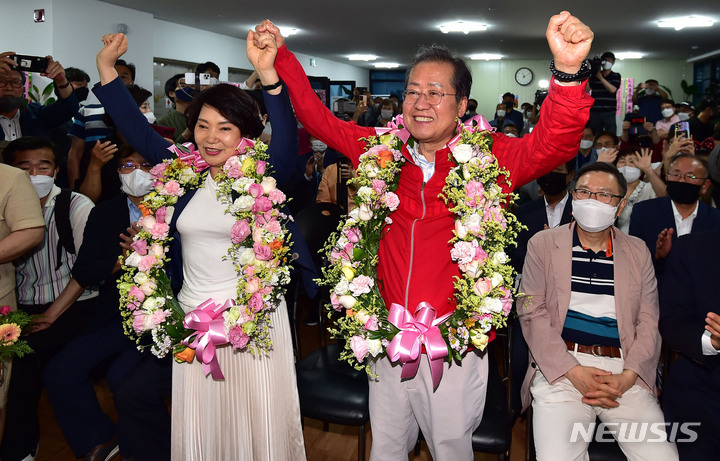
[93,34,173,165]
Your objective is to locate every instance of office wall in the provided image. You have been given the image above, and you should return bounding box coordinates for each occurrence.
[468,58,692,120]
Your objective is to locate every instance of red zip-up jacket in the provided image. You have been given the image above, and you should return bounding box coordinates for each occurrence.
[275,45,593,319]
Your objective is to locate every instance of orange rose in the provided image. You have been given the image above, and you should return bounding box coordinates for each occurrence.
[346,309,356,317]
[138,203,152,217]
[269,239,283,251]
[174,347,195,364]
[376,150,394,169]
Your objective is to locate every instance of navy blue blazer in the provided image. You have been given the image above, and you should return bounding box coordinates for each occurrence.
[0,95,79,141]
[629,196,720,276]
[510,195,573,273]
[93,78,319,298]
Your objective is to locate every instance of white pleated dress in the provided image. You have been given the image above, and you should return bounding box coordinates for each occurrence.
[172,174,306,460]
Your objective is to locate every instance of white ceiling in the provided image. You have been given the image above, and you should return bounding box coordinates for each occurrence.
[101,0,720,67]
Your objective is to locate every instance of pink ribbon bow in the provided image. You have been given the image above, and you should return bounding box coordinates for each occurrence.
[235,137,256,153]
[167,142,210,172]
[447,114,494,151]
[374,114,411,144]
[182,298,234,380]
[386,302,452,389]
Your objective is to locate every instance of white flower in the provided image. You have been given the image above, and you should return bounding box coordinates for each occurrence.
[165,206,175,224]
[363,162,380,178]
[347,208,360,222]
[355,309,370,325]
[482,297,503,313]
[179,168,196,183]
[334,279,350,295]
[453,143,473,163]
[338,295,357,309]
[142,297,157,311]
[492,251,509,265]
[260,176,277,194]
[237,247,256,265]
[367,338,383,357]
[358,204,373,221]
[357,186,373,201]
[454,220,468,239]
[464,213,482,234]
[124,252,142,268]
[133,271,149,285]
[462,164,472,180]
[230,196,254,213]
[231,177,254,193]
[491,272,504,288]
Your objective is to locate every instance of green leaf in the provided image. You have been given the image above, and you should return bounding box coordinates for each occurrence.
[42,82,54,96]
[44,97,56,106]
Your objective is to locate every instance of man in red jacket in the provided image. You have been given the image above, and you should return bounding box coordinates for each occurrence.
[251,11,594,460]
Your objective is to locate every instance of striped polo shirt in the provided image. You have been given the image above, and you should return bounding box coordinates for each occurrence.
[588,71,621,113]
[561,228,620,348]
[68,104,114,142]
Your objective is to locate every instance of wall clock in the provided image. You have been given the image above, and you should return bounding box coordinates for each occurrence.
[515,67,534,86]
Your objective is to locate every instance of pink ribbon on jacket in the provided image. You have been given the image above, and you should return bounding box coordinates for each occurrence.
[374,114,411,144]
[385,302,452,389]
[167,142,210,172]
[447,114,494,151]
[235,137,256,153]
[181,298,234,380]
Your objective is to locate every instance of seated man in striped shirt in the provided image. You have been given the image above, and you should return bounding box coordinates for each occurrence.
[517,162,678,460]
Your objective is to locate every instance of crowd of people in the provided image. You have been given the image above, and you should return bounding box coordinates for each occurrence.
[0,9,719,461]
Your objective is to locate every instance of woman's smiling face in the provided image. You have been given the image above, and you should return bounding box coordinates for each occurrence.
[194,104,243,176]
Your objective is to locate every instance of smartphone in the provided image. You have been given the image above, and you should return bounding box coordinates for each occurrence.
[13,54,48,73]
[674,121,690,139]
[360,95,367,106]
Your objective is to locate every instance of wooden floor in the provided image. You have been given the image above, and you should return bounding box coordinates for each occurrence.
[33,296,530,461]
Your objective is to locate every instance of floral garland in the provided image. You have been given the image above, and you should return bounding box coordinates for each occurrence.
[117,141,292,377]
[321,115,524,378]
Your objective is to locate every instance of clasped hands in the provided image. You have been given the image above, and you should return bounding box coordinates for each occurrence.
[564,365,638,408]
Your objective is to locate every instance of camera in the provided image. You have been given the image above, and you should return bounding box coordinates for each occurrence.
[13,54,49,73]
[333,98,357,114]
[534,89,548,106]
[590,56,602,75]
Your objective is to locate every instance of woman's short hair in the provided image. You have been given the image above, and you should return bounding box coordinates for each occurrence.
[185,84,264,139]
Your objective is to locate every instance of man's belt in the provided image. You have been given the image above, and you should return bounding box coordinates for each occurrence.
[565,341,622,358]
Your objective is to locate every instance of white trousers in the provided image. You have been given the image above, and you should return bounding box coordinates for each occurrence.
[368,350,488,461]
[531,351,678,461]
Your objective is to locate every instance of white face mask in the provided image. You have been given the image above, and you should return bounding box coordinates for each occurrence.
[143,111,156,124]
[597,147,612,155]
[496,109,506,118]
[602,61,613,71]
[645,88,656,96]
[119,169,154,197]
[677,112,690,121]
[504,132,517,138]
[30,174,55,198]
[661,108,675,119]
[580,139,594,149]
[310,140,327,152]
[572,199,619,233]
[380,109,393,120]
[618,165,642,183]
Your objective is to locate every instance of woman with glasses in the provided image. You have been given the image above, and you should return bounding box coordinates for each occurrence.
[615,147,667,233]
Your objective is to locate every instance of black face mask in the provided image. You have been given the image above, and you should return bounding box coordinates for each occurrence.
[0,96,25,113]
[666,180,702,204]
[505,102,513,110]
[74,87,89,102]
[537,171,569,196]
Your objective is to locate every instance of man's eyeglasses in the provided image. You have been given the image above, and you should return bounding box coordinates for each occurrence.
[119,162,153,173]
[667,171,707,182]
[0,80,23,89]
[402,89,457,105]
[572,188,624,204]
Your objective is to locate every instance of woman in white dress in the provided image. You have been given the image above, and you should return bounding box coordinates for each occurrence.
[93,33,307,460]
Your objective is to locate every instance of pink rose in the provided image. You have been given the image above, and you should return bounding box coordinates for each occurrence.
[248,293,264,312]
[150,163,168,178]
[131,239,147,256]
[371,179,386,194]
[268,189,286,205]
[248,183,265,198]
[238,307,255,324]
[501,288,513,315]
[128,301,140,311]
[253,242,272,261]
[474,245,489,264]
[473,278,493,297]
[450,241,476,264]
[365,315,379,331]
[263,220,281,236]
[139,215,156,232]
[243,265,255,277]
[330,293,342,312]
[149,310,168,327]
[349,275,374,296]
[228,325,249,349]
[155,206,167,224]
[139,280,157,296]
[252,225,264,243]
[256,160,267,175]
[163,180,182,196]
[349,335,369,363]
[251,196,272,213]
[0,305,11,316]
[129,285,146,303]
[231,219,251,244]
[226,162,242,179]
[465,180,485,198]
[245,277,261,293]
[132,312,147,333]
[259,286,273,295]
[344,227,362,243]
